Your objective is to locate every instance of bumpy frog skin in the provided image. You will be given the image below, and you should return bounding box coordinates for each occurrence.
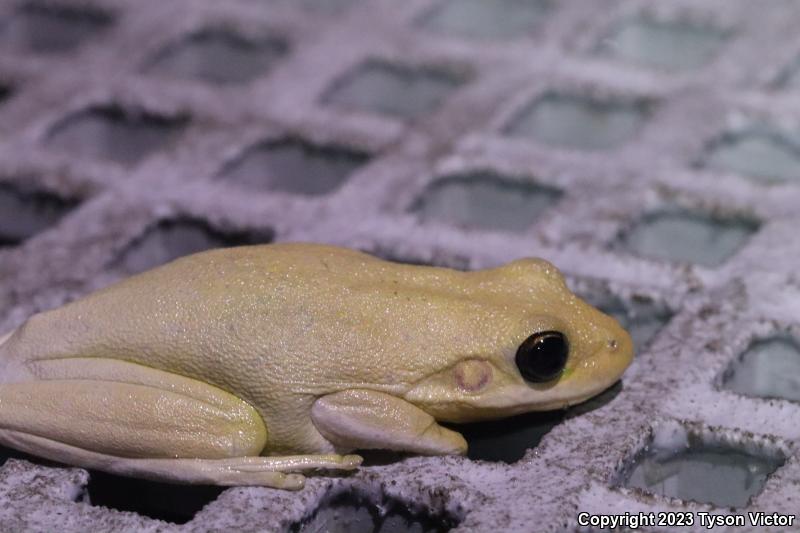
[0,243,633,489]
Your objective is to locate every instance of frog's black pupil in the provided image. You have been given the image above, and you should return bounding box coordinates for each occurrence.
[515,331,569,383]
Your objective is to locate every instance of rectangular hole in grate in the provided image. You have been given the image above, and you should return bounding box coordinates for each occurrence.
[699,128,800,185]
[291,489,458,533]
[46,106,189,168]
[109,218,274,276]
[87,470,223,525]
[720,335,800,403]
[596,16,729,71]
[614,209,759,268]
[218,138,370,195]
[143,29,288,85]
[446,410,564,464]
[503,92,651,150]
[416,0,551,41]
[0,85,11,105]
[0,182,79,248]
[0,2,112,54]
[618,422,785,508]
[321,60,466,119]
[410,172,563,233]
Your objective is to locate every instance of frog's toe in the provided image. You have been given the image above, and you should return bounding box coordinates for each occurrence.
[341,454,363,469]
[230,471,305,489]
[280,473,306,490]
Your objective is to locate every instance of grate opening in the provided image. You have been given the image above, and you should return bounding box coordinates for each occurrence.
[416,0,551,41]
[597,16,729,71]
[0,85,11,105]
[218,138,370,195]
[0,2,112,54]
[614,209,759,268]
[87,470,223,525]
[619,422,786,508]
[0,182,79,248]
[291,489,458,533]
[322,60,466,119]
[699,128,800,185]
[720,335,800,403]
[46,106,189,167]
[447,380,622,464]
[109,218,274,276]
[410,172,563,233]
[503,92,651,150]
[144,29,288,85]
[446,410,564,464]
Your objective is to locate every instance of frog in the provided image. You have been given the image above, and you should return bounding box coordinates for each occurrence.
[0,243,633,489]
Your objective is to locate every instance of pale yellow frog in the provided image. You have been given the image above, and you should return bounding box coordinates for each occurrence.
[0,243,633,489]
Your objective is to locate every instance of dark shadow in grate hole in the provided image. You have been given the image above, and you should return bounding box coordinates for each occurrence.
[111,218,274,276]
[87,470,223,525]
[144,29,288,85]
[0,182,79,248]
[0,2,112,54]
[0,445,221,524]
[443,381,622,464]
[291,489,458,533]
[45,106,189,167]
[0,85,11,104]
[219,138,370,196]
[446,410,564,464]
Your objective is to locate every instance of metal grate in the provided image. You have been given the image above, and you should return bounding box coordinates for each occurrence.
[1,0,799,531]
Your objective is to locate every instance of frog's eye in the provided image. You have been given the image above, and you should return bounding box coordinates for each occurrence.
[515,331,569,383]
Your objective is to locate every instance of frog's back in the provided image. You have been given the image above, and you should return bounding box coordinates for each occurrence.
[3,244,374,377]
[0,243,501,402]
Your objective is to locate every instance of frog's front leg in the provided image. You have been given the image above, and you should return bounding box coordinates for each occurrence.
[311,389,467,455]
[0,358,360,488]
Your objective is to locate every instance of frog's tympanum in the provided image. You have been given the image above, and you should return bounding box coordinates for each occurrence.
[0,243,633,489]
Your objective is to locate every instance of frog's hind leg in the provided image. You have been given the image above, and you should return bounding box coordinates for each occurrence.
[0,358,360,488]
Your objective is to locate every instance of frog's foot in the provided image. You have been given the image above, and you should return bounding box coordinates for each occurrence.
[0,357,359,488]
[311,389,468,455]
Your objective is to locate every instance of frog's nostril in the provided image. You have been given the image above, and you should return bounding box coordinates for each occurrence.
[608,338,618,351]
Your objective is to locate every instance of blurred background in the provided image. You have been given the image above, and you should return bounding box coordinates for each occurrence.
[0,0,799,531]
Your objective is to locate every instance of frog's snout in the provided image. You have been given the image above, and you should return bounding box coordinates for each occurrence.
[599,319,635,378]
